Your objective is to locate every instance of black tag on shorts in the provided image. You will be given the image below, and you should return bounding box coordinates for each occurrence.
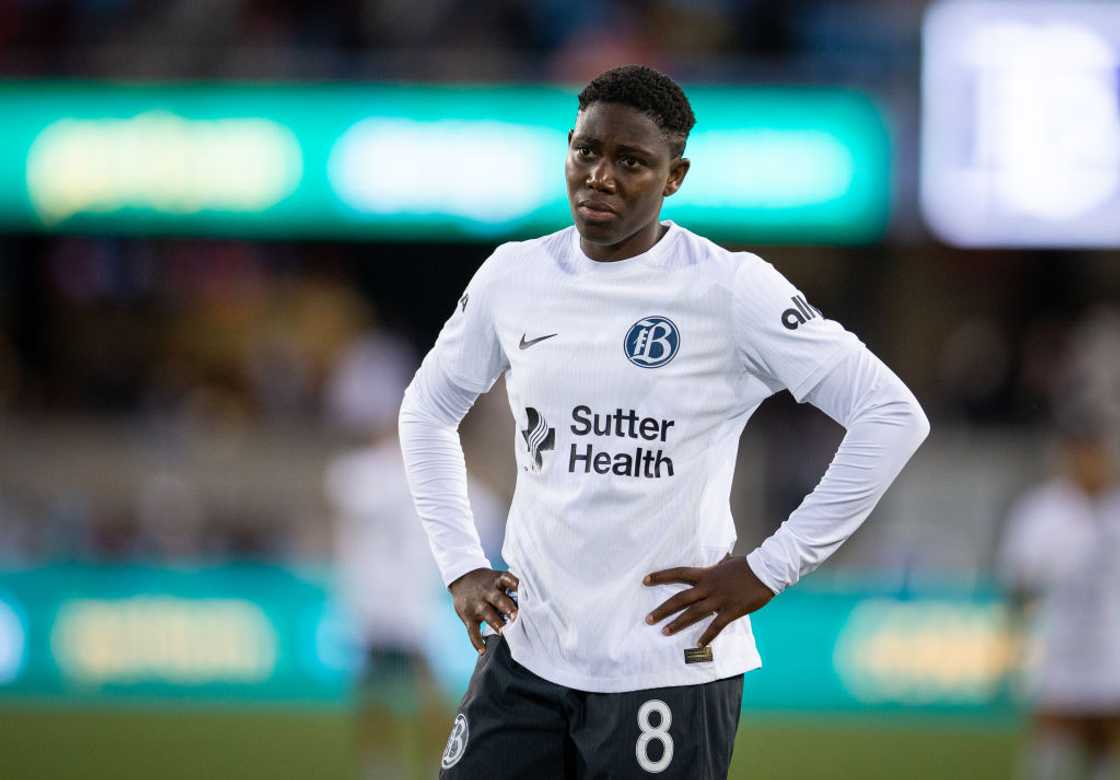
[683,646,714,664]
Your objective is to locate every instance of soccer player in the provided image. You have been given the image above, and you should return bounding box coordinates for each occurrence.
[997,408,1120,780]
[399,64,930,778]
[324,334,506,779]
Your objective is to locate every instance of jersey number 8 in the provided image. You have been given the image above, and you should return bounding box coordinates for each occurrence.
[635,699,673,773]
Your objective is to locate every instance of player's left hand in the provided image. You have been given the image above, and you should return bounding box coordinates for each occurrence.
[644,556,775,647]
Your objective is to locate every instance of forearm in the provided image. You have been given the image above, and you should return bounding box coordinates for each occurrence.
[399,352,493,587]
[746,348,930,595]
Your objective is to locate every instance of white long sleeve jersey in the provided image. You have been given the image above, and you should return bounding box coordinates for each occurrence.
[400,221,930,692]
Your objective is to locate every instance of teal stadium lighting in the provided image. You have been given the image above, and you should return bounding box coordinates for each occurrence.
[0,83,891,243]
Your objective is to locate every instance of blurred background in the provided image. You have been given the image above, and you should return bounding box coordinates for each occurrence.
[1,1,1119,778]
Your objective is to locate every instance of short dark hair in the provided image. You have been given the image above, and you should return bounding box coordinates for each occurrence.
[577,64,695,158]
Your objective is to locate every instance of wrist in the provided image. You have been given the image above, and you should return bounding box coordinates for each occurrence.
[442,556,494,589]
[447,566,490,593]
[744,550,783,596]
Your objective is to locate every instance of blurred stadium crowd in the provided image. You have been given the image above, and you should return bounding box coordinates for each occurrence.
[0,1,920,79]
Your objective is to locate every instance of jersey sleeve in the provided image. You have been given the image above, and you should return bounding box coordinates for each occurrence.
[732,255,863,402]
[744,346,930,595]
[399,350,494,588]
[430,247,510,394]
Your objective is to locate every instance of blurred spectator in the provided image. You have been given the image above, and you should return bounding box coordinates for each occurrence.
[325,333,415,435]
[1065,308,1120,435]
[996,405,1120,780]
[323,331,505,778]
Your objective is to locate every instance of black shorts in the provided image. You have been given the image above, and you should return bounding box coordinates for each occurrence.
[439,635,744,779]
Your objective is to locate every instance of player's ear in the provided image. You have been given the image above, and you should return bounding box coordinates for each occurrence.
[664,157,690,198]
[567,129,573,146]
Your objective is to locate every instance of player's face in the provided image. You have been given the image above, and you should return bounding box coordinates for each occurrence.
[566,102,689,261]
[1065,438,1116,494]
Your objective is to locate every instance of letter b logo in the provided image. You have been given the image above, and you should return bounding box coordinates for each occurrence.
[625,316,680,369]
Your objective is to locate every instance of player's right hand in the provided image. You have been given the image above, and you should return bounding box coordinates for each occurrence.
[448,568,519,653]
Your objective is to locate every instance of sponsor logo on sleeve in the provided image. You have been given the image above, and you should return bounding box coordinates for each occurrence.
[780,295,822,330]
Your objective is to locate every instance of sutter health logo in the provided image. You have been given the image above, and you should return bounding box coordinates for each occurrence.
[569,405,675,478]
[521,407,555,472]
[525,404,677,478]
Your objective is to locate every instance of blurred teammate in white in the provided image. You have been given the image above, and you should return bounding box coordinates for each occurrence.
[998,407,1120,780]
[325,333,505,779]
[399,65,930,778]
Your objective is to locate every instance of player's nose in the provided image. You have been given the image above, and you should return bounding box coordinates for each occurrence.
[586,159,616,193]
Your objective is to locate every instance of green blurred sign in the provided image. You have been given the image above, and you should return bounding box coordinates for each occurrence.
[0,82,890,242]
[744,581,1020,718]
[0,564,354,704]
[0,565,1020,718]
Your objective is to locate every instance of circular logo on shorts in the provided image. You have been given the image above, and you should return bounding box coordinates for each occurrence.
[441,713,469,769]
[624,316,680,369]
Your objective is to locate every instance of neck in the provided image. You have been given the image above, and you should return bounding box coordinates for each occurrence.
[581,220,667,263]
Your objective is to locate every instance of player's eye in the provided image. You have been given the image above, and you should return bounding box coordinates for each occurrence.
[574,145,594,159]
[619,156,643,169]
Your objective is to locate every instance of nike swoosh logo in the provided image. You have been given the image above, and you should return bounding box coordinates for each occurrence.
[519,332,558,350]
